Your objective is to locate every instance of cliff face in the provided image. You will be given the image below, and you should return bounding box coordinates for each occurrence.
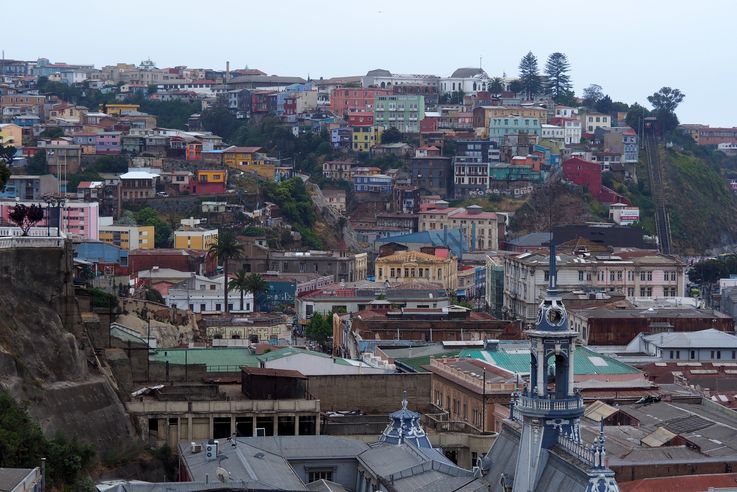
[0,242,135,452]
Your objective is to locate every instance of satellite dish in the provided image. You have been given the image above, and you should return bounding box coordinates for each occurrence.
[216,467,229,483]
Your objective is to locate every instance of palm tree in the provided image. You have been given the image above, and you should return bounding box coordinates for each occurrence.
[228,269,250,312]
[208,231,244,314]
[244,273,269,312]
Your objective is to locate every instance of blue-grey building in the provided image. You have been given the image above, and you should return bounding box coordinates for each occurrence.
[352,173,392,194]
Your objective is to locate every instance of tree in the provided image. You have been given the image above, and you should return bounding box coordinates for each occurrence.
[544,52,572,102]
[305,312,332,346]
[508,79,523,94]
[595,95,613,115]
[647,87,685,114]
[625,103,652,134]
[244,273,269,312]
[40,127,65,139]
[25,150,48,175]
[200,103,241,142]
[489,77,504,94]
[134,207,172,248]
[0,138,15,192]
[228,269,250,312]
[518,51,541,99]
[208,231,244,314]
[381,127,403,144]
[582,84,604,108]
[647,87,685,134]
[8,204,45,236]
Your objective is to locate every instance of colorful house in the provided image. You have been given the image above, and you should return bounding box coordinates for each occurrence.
[99,225,155,250]
[189,169,227,194]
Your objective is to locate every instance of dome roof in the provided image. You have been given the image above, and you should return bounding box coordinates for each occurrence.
[366,68,392,77]
[451,67,488,78]
[378,394,432,448]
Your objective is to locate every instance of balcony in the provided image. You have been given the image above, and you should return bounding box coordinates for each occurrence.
[516,395,583,414]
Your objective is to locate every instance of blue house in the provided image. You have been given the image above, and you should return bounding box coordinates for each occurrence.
[74,241,129,268]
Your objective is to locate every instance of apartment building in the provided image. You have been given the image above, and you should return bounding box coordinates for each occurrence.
[373,95,425,133]
[99,225,155,250]
[419,201,500,251]
[503,251,686,325]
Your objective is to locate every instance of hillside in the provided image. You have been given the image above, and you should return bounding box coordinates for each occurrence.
[661,148,737,253]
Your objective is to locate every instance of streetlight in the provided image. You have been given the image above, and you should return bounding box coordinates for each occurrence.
[147,265,159,382]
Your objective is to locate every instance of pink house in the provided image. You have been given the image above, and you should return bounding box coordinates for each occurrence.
[0,200,99,240]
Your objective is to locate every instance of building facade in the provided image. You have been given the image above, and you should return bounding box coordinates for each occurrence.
[375,250,458,290]
[419,203,500,251]
[373,95,425,133]
[99,225,155,251]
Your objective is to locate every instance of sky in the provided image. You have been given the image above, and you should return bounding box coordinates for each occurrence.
[4,0,734,126]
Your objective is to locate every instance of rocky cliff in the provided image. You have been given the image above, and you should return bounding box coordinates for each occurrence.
[0,241,135,453]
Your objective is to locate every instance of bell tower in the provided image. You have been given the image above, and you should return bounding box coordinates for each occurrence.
[510,241,585,491]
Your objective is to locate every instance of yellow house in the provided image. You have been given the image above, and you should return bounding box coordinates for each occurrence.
[100,103,140,116]
[222,146,277,179]
[174,228,218,251]
[375,250,458,291]
[352,126,382,152]
[0,123,23,147]
[99,225,155,250]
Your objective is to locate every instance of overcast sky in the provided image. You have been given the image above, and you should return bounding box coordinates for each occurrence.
[4,0,733,126]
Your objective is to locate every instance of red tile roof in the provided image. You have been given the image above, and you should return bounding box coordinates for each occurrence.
[619,473,737,492]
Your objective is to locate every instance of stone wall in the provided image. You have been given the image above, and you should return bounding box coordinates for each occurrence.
[307,373,431,413]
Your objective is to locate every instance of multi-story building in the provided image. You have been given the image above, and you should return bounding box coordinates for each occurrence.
[554,105,579,119]
[174,225,218,251]
[541,124,565,141]
[119,170,158,201]
[503,250,686,325]
[95,131,122,154]
[472,106,548,138]
[452,140,501,199]
[373,95,425,133]
[0,199,99,240]
[99,225,155,250]
[45,145,82,179]
[164,274,254,313]
[329,87,391,116]
[77,178,122,218]
[322,160,354,181]
[189,169,227,194]
[375,250,458,291]
[679,124,737,146]
[419,202,500,251]
[581,111,611,134]
[0,123,23,146]
[348,111,380,152]
[439,68,492,95]
[361,69,439,90]
[352,173,392,193]
[489,115,541,146]
[1,174,59,200]
[267,251,368,283]
[409,155,452,198]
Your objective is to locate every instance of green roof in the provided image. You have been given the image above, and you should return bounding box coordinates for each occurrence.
[149,348,260,372]
[457,345,639,376]
[149,346,359,372]
[395,349,462,373]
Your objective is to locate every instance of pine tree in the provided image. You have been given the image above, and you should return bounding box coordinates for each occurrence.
[544,52,572,102]
[518,52,541,100]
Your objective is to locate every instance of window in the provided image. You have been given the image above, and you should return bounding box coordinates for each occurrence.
[640,272,646,281]
[609,271,615,282]
[199,303,206,311]
[647,271,653,281]
[646,287,652,297]
[617,271,623,281]
[691,350,696,360]
[544,271,550,282]
[215,303,221,311]
[628,287,635,297]
[308,471,333,483]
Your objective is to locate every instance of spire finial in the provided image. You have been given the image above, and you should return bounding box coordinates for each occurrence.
[401,390,408,410]
[549,239,557,290]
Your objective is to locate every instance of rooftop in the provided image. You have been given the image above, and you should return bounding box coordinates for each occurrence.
[377,250,450,264]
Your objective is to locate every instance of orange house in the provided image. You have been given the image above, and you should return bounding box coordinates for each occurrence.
[186,142,202,161]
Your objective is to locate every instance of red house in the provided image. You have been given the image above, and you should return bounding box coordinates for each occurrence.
[189,169,227,195]
[562,157,628,204]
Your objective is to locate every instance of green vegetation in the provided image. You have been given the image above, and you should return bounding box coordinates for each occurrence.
[305,312,332,346]
[134,207,173,248]
[663,148,737,253]
[40,127,65,139]
[0,391,95,490]
[86,288,118,309]
[137,99,201,129]
[208,231,244,313]
[25,151,48,175]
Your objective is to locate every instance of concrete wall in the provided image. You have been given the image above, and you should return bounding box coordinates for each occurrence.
[307,373,431,413]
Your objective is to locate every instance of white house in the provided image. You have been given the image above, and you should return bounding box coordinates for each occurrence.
[625,329,737,362]
[541,124,565,141]
[165,274,254,314]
